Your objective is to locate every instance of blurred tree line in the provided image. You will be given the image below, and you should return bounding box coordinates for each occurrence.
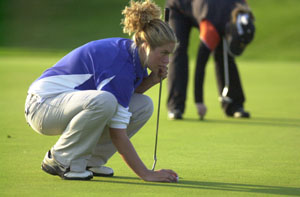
[1,0,299,61]
[0,0,144,50]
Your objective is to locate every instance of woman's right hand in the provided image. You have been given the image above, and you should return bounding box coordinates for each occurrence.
[142,169,178,183]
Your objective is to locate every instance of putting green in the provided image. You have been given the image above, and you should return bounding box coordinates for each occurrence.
[0,51,299,196]
[1,0,300,195]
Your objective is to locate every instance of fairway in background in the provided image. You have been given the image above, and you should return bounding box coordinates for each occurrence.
[1,0,300,61]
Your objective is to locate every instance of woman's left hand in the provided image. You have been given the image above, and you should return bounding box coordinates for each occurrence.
[135,65,168,93]
[149,65,168,84]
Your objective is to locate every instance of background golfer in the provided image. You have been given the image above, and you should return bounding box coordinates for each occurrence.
[25,0,178,182]
[166,0,255,120]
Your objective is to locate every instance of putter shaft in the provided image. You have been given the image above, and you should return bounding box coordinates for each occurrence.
[151,8,169,171]
[151,78,162,171]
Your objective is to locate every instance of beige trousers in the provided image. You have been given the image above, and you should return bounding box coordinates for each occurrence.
[25,90,153,172]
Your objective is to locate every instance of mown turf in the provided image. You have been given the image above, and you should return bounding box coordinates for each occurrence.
[0,52,299,196]
[1,0,300,196]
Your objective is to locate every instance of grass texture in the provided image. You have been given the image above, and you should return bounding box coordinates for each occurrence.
[0,0,300,196]
[0,51,299,196]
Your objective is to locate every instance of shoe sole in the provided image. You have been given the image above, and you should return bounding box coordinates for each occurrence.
[42,162,61,176]
[42,163,93,180]
[168,115,183,120]
[63,175,93,180]
[86,167,114,177]
[233,113,250,118]
[92,172,114,177]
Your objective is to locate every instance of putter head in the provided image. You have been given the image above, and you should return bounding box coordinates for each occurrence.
[219,96,232,104]
[220,86,232,104]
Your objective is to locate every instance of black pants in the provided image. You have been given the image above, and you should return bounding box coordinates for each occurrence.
[167,8,246,116]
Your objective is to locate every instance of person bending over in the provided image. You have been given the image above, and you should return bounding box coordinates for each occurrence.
[166,0,255,120]
[25,0,178,182]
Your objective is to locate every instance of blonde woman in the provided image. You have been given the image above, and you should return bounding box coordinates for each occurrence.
[25,0,178,182]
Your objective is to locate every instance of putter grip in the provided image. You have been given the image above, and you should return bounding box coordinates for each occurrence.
[164,8,169,22]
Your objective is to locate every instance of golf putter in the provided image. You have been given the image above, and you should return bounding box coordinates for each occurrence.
[151,7,169,171]
[220,38,232,104]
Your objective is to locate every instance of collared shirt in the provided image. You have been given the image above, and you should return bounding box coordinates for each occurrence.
[28,38,148,108]
[28,38,148,129]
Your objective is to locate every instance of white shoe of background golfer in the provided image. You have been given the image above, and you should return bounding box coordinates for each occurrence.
[196,103,207,120]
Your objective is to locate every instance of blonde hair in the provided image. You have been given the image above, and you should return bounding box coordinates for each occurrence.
[121,0,177,49]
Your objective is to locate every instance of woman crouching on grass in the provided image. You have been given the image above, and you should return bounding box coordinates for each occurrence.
[24,0,178,182]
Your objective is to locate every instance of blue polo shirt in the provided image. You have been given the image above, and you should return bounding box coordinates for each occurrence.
[28,38,148,108]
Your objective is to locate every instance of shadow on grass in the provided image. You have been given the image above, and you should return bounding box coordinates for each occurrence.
[93,176,300,196]
[182,116,300,128]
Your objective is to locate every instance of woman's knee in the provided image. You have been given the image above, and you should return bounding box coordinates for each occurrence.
[129,94,154,120]
[142,95,154,117]
[85,91,118,118]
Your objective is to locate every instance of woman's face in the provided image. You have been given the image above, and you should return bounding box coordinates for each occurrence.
[145,42,176,74]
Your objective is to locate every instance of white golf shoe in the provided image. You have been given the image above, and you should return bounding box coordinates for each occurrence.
[41,150,93,180]
[87,166,114,177]
[63,171,93,180]
[168,109,183,120]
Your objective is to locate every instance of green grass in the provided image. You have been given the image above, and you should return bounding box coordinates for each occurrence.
[0,51,299,196]
[1,0,300,195]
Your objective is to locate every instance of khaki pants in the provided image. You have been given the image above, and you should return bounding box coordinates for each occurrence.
[25,90,153,172]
